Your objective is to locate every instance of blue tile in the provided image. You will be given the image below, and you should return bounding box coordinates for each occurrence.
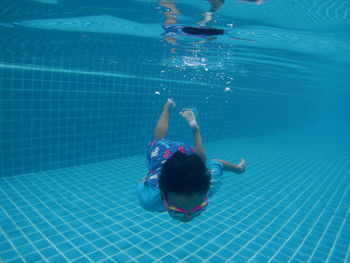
[56,242,75,252]
[274,252,291,262]
[33,239,51,250]
[260,246,276,257]
[246,241,262,252]
[193,237,208,249]
[102,245,120,257]
[47,254,68,263]
[138,241,153,251]
[136,254,155,263]
[299,244,314,255]
[6,230,23,239]
[158,254,180,263]
[41,246,60,258]
[330,249,346,260]
[62,230,78,239]
[71,256,90,263]
[231,254,249,263]
[252,253,270,263]
[126,235,142,244]
[310,251,328,263]
[64,248,84,261]
[239,248,256,259]
[23,252,44,262]
[11,238,28,247]
[84,232,100,241]
[70,237,88,247]
[128,247,144,258]
[0,249,19,262]
[265,241,280,251]
[17,244,36,255]
[1,139,349,263]
[56,225,70,233]
[2,223,17,232]
[42,228,58,237]
[173,248,190,259]
[111,253,131,262]
[0,234,6,243]
[207,254,228,263]
[87,250,106,261]
[48,235,65,244]
[0,241,13,251]
[7,258,25,263]
[95,227,113,236]
[92,238,109,248]
[293,252,310,262]
[113,240,132,250]
[75,227,91,235]
[78,243,96,254]
[26,232,44,242]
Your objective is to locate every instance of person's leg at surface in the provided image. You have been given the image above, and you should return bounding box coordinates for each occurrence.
[213,158,246,174]
[154,98,176,140]
[159,0,180,25]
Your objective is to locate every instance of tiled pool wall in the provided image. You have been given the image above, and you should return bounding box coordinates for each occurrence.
[0,61,314,177]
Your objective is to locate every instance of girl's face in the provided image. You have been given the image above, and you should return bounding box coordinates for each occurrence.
[166,192,207,222]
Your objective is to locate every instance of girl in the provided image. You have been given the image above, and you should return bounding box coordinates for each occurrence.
[137,99,246,222]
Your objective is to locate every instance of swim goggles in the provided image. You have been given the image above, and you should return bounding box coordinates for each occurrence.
[162,191,209,218]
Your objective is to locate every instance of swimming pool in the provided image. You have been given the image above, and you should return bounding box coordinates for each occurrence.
[1,0,349,262]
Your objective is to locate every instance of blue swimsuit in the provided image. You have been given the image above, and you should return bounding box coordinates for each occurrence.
[137,138,225,212]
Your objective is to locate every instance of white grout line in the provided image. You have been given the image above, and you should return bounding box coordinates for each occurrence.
[223,152,331,263]
[173,150,320,260]
[0,62,207,86]
[153,146,289,262]
[1,145,347,263]
[0,212,27,262]
[261,158,349,263]
[8,176,101,262]
[287,160,349,263]
[344,236,350,263]
[306,168,350,263]
[0,64,312,98]
[1,185,68,262]
[325,205,350,263]
[26,168,163,260]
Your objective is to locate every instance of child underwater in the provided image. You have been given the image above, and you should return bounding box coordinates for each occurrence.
[138,99,246,222]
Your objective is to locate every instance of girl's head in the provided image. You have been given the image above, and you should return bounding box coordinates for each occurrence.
[159,151,211,222]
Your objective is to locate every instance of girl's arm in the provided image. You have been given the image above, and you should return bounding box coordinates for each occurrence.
[192,125,207,163]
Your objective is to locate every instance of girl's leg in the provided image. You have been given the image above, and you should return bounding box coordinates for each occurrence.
[213,158,246,174]
[154,98,176,139]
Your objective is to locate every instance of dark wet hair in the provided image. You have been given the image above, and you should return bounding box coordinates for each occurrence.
[182,27,224,36]
[159,151,211,199]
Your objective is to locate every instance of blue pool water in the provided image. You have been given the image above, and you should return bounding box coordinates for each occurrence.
[1,0,349,262]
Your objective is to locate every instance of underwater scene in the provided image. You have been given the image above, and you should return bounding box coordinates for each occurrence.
[0,0,349,262]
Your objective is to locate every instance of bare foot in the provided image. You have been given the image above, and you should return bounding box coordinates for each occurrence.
[164,98,176,109]
[179,108,199,131]
[237,158,246,173]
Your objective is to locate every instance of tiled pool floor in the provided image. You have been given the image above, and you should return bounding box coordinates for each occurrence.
[1,136,349,263]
